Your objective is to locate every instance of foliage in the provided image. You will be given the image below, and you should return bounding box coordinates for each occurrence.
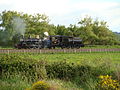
[30,81,50,90]
[78,16,118,45]
[46,61,93,81]
[97,75,120,90]
[0,11,20,46]
[0,54,47,81]
[54,25,67,35]
[114,32,120,44]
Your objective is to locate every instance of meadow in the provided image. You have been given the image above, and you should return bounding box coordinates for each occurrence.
[0,51,120,90]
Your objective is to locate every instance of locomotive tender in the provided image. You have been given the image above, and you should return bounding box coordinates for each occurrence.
[15,35,84,49]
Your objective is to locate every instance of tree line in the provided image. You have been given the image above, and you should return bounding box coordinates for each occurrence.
[0,10,119,46]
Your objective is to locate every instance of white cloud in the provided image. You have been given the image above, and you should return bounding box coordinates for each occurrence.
[72,1,119,11]
[0,0,120,32]
[0,0,13,4]
[9,0,71,15]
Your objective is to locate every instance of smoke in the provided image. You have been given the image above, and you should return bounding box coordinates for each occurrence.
[12,16,26,36]
[0,16,26,46]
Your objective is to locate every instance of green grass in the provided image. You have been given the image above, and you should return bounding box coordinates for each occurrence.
[0,75,82,90]
[0,76,31,90]
[84,45,120,49]
[0,52,120,90]
[21,52,120,64]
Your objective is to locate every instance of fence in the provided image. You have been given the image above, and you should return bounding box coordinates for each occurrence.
[0,48,120,54]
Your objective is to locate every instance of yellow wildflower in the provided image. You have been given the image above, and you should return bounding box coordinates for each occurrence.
[98,75,120,90]
[31,81,50,90]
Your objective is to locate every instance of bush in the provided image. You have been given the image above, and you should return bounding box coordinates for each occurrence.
[0,55,47,81]
[46,61,76,79]
[46,61,94,84]
[30,81,50,90]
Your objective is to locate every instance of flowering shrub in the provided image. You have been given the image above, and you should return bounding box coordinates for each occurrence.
[98,75,120,90]
[31,81,50,90]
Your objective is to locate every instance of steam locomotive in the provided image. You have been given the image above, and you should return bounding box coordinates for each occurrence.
[15,35,84,49]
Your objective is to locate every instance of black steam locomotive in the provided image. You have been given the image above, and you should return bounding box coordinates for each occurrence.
[15,35,84,49]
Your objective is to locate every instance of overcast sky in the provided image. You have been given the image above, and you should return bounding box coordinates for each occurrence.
[0,0,120,32]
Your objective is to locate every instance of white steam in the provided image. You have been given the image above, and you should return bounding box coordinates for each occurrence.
[12,16,26,36]
[44,32,49,36]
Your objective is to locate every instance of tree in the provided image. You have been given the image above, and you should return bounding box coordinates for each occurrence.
[67,24,79,37]
[0,10,51,46]
[0,10,21,46]
[55,25,67,35]
[78,16,117,45]
[23,13,50,37]
[78,16,98,44]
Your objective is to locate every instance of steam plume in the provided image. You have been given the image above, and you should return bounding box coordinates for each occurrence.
[44,32,49,36]
[12,16,26,36]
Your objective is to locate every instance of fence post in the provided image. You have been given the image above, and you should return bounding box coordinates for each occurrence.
[64,49,66,53]
[74,49,76,53]
[89,49,91,53]
[7,50,9,55]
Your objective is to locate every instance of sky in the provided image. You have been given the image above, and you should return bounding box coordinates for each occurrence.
[0,0,120,32]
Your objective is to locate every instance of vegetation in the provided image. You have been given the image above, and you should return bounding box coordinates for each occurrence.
[29,81,51,90]
[0,10,119,47]
[114,32,120,43]
[0,52,120,90]
[97,75,120,90]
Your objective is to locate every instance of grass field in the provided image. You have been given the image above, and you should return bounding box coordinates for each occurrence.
[0,52,120,90]
[10,52,120,65]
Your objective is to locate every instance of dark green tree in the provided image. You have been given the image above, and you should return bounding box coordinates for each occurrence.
[67,24,79,37]
[0,10,52,46]
[0,10,21,46]
[55,25,68,35]
[78,16,98,44]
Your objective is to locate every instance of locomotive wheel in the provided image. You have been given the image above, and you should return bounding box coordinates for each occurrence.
[76,45,80,49]
[66,46,70,49]
[53,46,55,49]
[61,46,65,49]
[32,46,37,49]
[61,46,63,49]
[48,47,52,49]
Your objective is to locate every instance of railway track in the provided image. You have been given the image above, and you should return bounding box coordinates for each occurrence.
[0,48,120,54]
